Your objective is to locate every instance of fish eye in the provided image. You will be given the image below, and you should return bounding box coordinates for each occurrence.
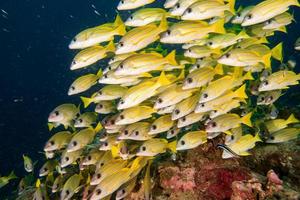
[267,96,273,101]
[174,109,180,115]
[151,125,157,130]
[180,140,185,145]
[78,119,83,123]
[259,96,265,102]
[246,14,252,20]
[119,64,124,69]
[270,135,275,140]
[108,66,112,70]
[72,60,76,65]
[129,16,133,20]
[170,130,175,134]
[76,113,80,118]
[65,190,70,195]
[43,167,48,172]
[237,13,241,17]
[187,8,192,13]
[203,93,208,98]
[104,142,108,147]
[100,162,104,167]
[103,74,108,78]
[98,104,103,109]
[211,122,217,127]
[135,131,139,136]
[196,64,200,69]
[263,80,269,86]
[176,3,180,8]
[96,189,102,195]
[50,140,55,145]
[111,119,115,125]
[124,130,129,135]
[120,115,125,120]
[122,189,126,194]
[142,146,146,151]
[97,173,101,179]
[54,111,59,116]
[72,38,77,42]
[120,100,124,104]
[225,53,230,58]
[120,0,124,4]
[212,110,217,113]
[188,49,192,53]
[72,141,77,146]
[71,86,75,91]
[181,117,186,122]
[157,98,163,104]
[187,77,193,84]
[166,30,171,35]
[87,155,92,161]
[199,103,205,108]
[208,42,213,46]
[65,157,69,161]
[119,42,124,47]
[237,38,243,43]
[231,135,234,140]
[98,91,103,95]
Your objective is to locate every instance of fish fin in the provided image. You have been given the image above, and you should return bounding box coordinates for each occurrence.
[211,19,226,34]
[80,96,93,108]
[111,145,119,158]
[277,26,287,33]
[158,16,168,32]
[239,151,251,156]
[8,171,17,180]
[262,53,271,68]
[234,84,248,99]
[260,37,269,44]
[36,179,41,188]
[105,40,116,52]
[114,15,127,36]
[254,132,262,142]
[227,0,236,14]
[214,64,224,75]
[243,71,254,81]
[141,72,153,78]
[232,67,243,79]
[237,29,249,39]
[176,69,185,81]
[241,112,252,127]
[286,114,299,124]
[96,68,103,77]
[167,141,177,153]
[94,122,103,133]
[271,42,283,62]
[157,71,171,86]
[165,50,178,66]
[48,123,54,131]
[291,0,300,6]
[113,14,123,27]
[224,131,232,135]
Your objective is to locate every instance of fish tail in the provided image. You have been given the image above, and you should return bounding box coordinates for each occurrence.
[237,29,249,39]
[291,0,300,7]
[111,145,119,158]
[271,42,283,62]
[94,122,103,133]
[254,132,262,142]
[96,69,103,77]
[211,19,226,34]
[36,179,41,188]
[47,123,54,131]
[234,84,248,99]
[165,50,178,66]
[232,67,243,79]
[105,40,116,52]
[243,71,254,81]
[260,37,269,44]
[8,171,17,180]
[286,114,299,124]
[177,69,186,80]
[157,71,171,86]
[214,64,224,75]
[262,53,271,68]
[158,16,168,32]
[113,14,123,27]
[227,0,236,14]
[80,96,93,108]
[241,112,252,127]
[278,26,287,33]
[167,141,177,153]
[114,15,127,36]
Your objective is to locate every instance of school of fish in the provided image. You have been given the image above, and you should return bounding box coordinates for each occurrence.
[13,0,300,199]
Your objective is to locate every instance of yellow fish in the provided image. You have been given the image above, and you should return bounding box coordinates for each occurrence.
[108,52,136,65]
[115,106,156,125]
[266,128,300,143]
[257,90,282,105]
[115,177,137,200]
[39,160,58,177]
[68,69,102,95]
[128,122,153,141]
[263,12,293,30]
[169,0,199,16]
[82,149,104,166]
[231,6,254,24]
[177,112,206,128]
[0,171,17,188]
[160,19,225,44]
[74,112,97,128]
[164,0,179,8]
[44,131,72,152]
[167,127,181,139]
[206,30,249,49]
[265,114,299,133]
[176,131,207,150]
[98,70,151,85]
[48,104,79,129]
[95,101,116,114]
[117,0,156,10]
[69,15,126,49]
[70,41,115,70]
[60,174,82,200]
[206,113,252,133]
[23,155,34,173]
[209,99,241,118]
[144,161,152,200]
[115,18,168,54]
[60,149,83,168]
[241,0,299,26]
[184,46,221,59]
[136,138,177,156]
[172,93,199,120]
[149,115,174,135]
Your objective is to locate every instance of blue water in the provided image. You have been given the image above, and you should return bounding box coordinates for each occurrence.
[0,0,300,197]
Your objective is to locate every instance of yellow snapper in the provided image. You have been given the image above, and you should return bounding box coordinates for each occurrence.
[39,160,58,177]
[70,41,115,70]
[118,122,147,140]
[209,99,241,118]
[108,52,136,65]
[206,30,249,49]
[136,138,177,156]
[33,180,49,200]
[172,93,199,120]
[67,123,102,152]
[68,69,102,95]
[177,112,206,128]
[189,57,218,72]
[126,8,171,27]
[115,18,168,54]
[184,46,221,59]
[90,168,132,200]
[91,159,128,185]
[69,15,126,49]
[183,66,222,90]
[52,175,64,193]
[0,171,17,189]
[60,149,83,168]
[257,90,282,105]
[196,84,247,113]
[263,12,293,30]
[176,131,207,150]
[144,161,152,200]
[115,106,156,125]
[117,0,156,10]
[182,38,209,49]
[154,83,198,109]
[23,155,33,173]
[235,37,269,49]
[48,104,79,129]
[115,51,177,76]
[231,6,254,24]
[241,0,299,26]
[104,60,122,74]
[149,114,174,135]
[221,133,262,158]
[44,131,72,152]
[160,19,225,44]
[128,122,153,141]
[206,113,252,133]
[115,177,137,200]
[181,0,235,21]
[82,149,104,166]
[157,104,176,115]
[266,128,300,143]
[167,127,181,139]
[258,71,300,91]
[98,70,151,85]
[265,114,299,133]
[117,72,171,110]
[164,0,179,8]
[169,0,199,16]
[224,126,243,145]
[60,174,82,200]
[74,112,97,128]
[95,101,116,114]
[95,151,113,170]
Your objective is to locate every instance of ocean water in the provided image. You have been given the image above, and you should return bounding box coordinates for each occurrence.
[0,0,299,198]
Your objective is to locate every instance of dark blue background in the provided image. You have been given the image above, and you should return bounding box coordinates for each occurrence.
[0,0,299,197]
